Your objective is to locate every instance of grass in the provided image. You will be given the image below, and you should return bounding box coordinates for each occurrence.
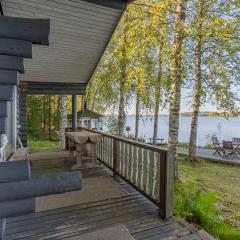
[28,139,59,152]
[179,158,240,230]
[178,142,214,150]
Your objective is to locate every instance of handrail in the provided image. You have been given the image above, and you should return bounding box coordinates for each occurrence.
[65,127,174,218]
[66,127,169,153]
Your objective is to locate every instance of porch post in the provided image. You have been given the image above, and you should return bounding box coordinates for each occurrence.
[72,95,77,131]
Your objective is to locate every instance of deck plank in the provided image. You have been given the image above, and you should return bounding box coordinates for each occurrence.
[4,151,213,240]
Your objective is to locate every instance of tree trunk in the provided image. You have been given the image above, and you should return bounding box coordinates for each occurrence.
[118,12,128,137]
[168,0,188,179]
[135,93,140,140]
[188,2,204,161]
[59,96,68,150]
[118,79,126,137]
[153,50,163,145]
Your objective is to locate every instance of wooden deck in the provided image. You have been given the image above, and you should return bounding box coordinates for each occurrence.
[4,151,214,240]
[178,148,240,166]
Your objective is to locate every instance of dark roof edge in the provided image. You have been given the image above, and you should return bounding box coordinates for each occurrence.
[0,0,4,15]
[20,81,87,95]
[81,0,128,10]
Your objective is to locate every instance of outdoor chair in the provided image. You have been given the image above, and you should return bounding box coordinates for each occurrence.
[212,136,224,156]
[222,141,239,159]
[232,138,240,155]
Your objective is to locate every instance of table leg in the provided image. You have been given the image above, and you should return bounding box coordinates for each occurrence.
[91,143,97,167]
[76,144,83,167]
[69,139,75,161]
[71,143,84,170]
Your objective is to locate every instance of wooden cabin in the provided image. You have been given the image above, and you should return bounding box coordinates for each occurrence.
[0,1,213,239]
[68,109,103,131]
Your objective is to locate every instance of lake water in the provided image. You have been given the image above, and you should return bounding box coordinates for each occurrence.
[125,116,240,146]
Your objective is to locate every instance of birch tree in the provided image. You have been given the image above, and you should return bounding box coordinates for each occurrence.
[187,0,240,161]
[168,0,188,178]
[59,96,68,150]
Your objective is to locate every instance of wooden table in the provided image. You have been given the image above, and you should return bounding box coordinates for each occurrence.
[66,131,102,169]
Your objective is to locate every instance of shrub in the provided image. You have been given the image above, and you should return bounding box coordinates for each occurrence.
[174,182,240,240]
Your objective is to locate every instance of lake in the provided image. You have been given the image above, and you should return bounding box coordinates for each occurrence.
[125,116,240,146]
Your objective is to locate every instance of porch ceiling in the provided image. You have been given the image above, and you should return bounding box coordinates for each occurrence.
[1,0,127,84]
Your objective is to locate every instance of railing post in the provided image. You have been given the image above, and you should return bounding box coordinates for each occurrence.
[113,139,119,177]
[159,150,174,218]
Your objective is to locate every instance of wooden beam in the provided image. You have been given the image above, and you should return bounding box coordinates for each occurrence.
[0,117,7,134]
[0,16,50,45]
[20,81,87,95]
[0,102,8,118]
[0,160,30,183]
[0,55,24,73]
[0,198,35,219]
[0,38,32,58]
[82,0,128,10]
[0,171,82,202]
[0,70,19,86]
[0,85,14,101]
[0,218,6,240]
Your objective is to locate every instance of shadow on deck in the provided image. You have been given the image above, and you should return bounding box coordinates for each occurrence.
[5,151,214,240]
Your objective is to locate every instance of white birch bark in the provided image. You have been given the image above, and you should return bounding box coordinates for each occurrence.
[188,1,204,161]
[59,96,68,150]
[168,0,188,179]
[118,12,128,137]
[153,50,163,145]
[118,79,126,137]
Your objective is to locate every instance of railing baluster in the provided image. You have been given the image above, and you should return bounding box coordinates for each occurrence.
[137,147,143,189]
[109,137,111,166]
[101,136,104,162]
[154,152,160,200]
[105,137,107,164]
[101,137,104,162]
[128,145,133,180]
[78,127,174,219]
[148,150,155,197]
[120,142,124,175]
[132,145,137,184]
[113,139,119,175]
[123,143,128,178]
[142,149,148,192]
[106,137,109,165]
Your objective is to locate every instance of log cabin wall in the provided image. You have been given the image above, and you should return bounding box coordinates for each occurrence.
[0,16,50,160]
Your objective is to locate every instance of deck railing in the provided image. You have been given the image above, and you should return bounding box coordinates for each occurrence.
[65,127,174,218]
